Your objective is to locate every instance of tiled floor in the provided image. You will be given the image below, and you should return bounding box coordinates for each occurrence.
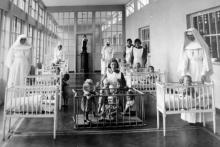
[0,73,220,147]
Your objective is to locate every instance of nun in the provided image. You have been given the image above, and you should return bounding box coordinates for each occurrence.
[178,27,213,123]
[5,34,32,88]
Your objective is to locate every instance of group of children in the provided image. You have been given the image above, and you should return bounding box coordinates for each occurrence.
[80,78,136,123]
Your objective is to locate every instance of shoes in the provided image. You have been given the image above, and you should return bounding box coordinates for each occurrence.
[84,119,91,124]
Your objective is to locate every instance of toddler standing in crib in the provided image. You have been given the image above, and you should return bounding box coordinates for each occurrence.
[179,75,196,97]
[81,79,97,123]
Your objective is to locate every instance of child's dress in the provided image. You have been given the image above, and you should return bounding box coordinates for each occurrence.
[81,91,96,113]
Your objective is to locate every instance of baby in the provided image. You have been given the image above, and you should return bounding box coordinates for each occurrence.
[133,62,143,72]
[179,75,196,97]
[121,90,135,115]
[148,65,154,73]
[81,79,97,123]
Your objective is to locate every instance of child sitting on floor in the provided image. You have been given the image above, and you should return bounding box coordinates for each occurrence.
[81,79,97,123]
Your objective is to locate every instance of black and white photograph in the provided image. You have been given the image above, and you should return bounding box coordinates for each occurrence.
[0,0,220,146]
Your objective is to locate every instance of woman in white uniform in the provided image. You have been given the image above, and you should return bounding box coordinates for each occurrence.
[53,43,64,64]
[131,38,147,68]
[178,27,213,123]
[5,34,32,88]
[102,58,126,89]
[123,38,134,66]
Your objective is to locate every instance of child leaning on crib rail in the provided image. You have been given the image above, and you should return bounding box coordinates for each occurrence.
[81,79,97,123]
[179,75,196,97]
[121,89,135,115]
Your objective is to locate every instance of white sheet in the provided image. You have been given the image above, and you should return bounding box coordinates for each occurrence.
[6,94,55,113]
[158,93,212,110]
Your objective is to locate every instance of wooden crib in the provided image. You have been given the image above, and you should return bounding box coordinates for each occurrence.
[2,86,58,140]
[156,82,216,136]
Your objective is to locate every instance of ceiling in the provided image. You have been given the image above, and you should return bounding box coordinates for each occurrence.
[42,0,130,7]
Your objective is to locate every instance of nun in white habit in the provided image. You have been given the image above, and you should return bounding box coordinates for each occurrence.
[177,27,213,123]
[5,34,32,88]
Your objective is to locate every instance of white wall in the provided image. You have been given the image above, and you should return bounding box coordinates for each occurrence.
[126,0,220,108]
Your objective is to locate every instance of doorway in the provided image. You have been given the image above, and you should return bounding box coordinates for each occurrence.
[76,34,93,72]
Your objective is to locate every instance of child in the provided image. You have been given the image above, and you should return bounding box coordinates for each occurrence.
[134,62,144,72]
[98,79,110,115]
[181,75,196,97]
[148,65,154,73]
[121,90,135,115]
[62,73,70,107]
[81,79,97,123]
[106,84,121,120]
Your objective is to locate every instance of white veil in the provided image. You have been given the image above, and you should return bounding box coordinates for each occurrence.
[177,28,213,77]
[5,34,31,68]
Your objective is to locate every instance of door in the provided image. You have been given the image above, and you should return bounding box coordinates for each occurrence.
[76,34,93,72]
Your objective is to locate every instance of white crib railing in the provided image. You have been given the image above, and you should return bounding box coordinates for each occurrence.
[156,82,216,136]
[2,86,58,140]
[126,71,165,93]
[25,74,62,110]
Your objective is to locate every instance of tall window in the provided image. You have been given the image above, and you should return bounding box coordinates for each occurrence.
[77,12,92,24]
[30,0,38,19]
[126,1,135,17]
[51,12,75,63]
[95,11,123,51]
[11,17,24,44]
[137,0,149,10]
[139,26,150,53]
[17,0,26,11]
[189,7,220,61]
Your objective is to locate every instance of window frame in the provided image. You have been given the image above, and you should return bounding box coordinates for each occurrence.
[139,25,150,53]
[188,6,220,62]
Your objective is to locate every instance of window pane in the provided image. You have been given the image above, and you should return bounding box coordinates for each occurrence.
[198,15,203,34]
[218,35,220,58]
[211,36,217,58]
[204,14,209,35]
[216,11,220,33]
[209,13,216,34]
